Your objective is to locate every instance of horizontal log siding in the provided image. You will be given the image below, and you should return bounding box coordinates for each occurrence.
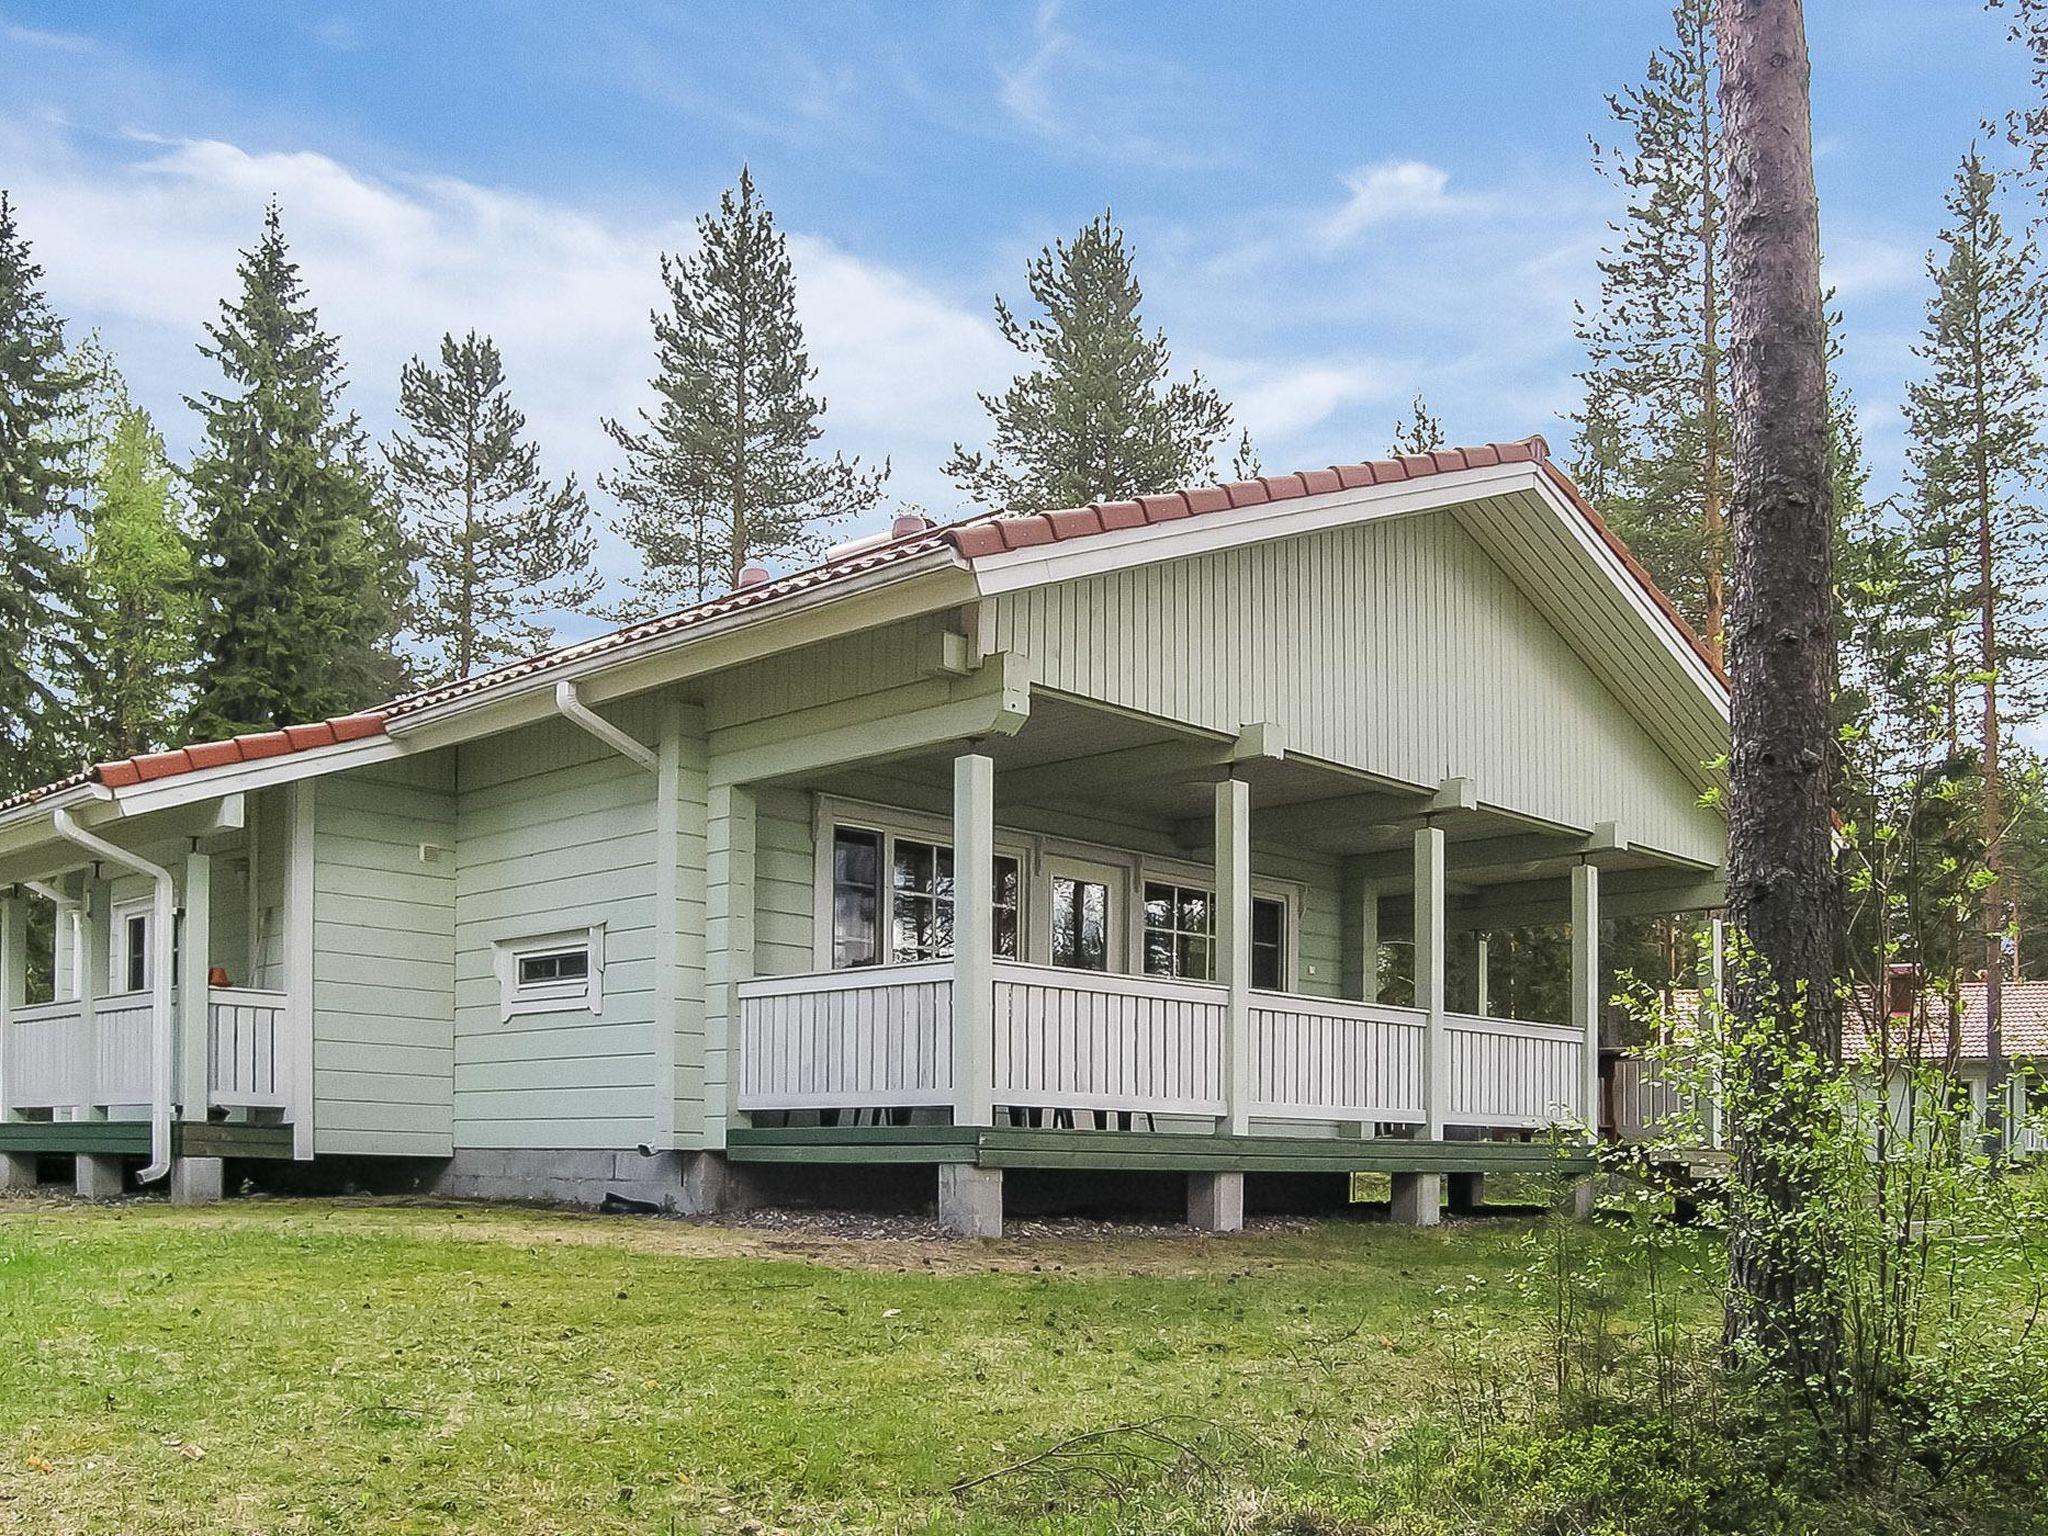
[311,756,457,1157]
[455,702,662,1150]
[986,510,1724,867]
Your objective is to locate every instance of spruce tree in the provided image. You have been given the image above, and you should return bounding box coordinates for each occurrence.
[605,168,883,614]
[1902,150,2048,1152]
[186,203,410,737]
[0,192,87,791]
[1387,393,1446,457]
[68,345,194,757]
[1574,0,1731,665]
[945,212,1237,513]
[390,331,598,680]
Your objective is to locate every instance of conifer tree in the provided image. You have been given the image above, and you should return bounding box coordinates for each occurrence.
[1387,393,1446,457]
[1903,150,2048,1151]
[945,212,1237,513]
[390,331,598,680]
[605,168,883,614]
[186,203,410,737]
[0,192,87,791]
[1574,0,1731,664]
[66,346,194,757]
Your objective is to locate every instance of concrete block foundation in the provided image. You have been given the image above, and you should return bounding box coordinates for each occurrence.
[75,1153,125,1199]
[428,1149,757,1214]
[170,1157,225,1206]
[0,1151,38,1191]
[1186,1171,1245,1232]
[1389,1170,1442,1227]
[938,1164,1003,1238]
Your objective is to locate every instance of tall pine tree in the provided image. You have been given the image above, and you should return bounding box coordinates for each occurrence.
[1573,0,1732,665]
[66,343,194,757]
[389,331,598,680]
[187,203,410,737]
[0,192,86,791]
[945,212,1237,513]
[1902,150,2048,1150]
[605,168,883,614]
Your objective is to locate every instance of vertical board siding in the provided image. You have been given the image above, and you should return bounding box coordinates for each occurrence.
[735,962,954,1109]
[5,999,85,1109]
[313,755,457,1157]
[1249,993,1427,1121]
[455,703,661,1151]
[990,961,1227,1116]
[988,511,1724,865]
[89,995,152,1106]
[207,988,291,1108]
[1443,1012,1585,1128]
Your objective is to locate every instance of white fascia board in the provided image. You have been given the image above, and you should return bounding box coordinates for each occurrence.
[82,734,411,823]
[966,461,1542,595]
[1521,473,1730,721]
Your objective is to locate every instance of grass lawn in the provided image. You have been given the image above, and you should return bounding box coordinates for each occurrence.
[0,1194,1614,1535]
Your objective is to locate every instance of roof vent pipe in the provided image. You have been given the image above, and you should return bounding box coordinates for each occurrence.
[736,565,770,589]
[892,512,932,540]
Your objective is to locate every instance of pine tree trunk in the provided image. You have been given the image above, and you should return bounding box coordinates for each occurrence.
[1716,0,1843,1381]
[1977,450,2008,1156]
[1701,15,1729,670]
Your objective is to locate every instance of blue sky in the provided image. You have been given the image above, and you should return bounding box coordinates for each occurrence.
[0,1,2033,621]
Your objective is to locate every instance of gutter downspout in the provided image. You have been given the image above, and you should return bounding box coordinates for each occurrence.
[52,809,176,1182]
[553,681,658,772]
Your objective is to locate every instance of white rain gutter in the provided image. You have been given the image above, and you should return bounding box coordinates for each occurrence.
[52,808,176,1183]
[552,680,658,772]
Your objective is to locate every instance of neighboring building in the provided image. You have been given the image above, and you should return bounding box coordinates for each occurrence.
[0,437,1729,1234]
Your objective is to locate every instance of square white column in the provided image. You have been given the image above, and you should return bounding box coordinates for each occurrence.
[953,754,995,1126]
[1215,777,1252,1135]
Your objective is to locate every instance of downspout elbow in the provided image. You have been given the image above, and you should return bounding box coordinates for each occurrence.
[552,680,659,772]
[51,808,177,1183]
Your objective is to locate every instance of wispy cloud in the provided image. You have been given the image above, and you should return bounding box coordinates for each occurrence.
[1314,160,1486,250]
[996,0,1227,170]
[1,19,96,52]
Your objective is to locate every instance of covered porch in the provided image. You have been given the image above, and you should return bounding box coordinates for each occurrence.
[0,785,314,1199]
[709,689,1722,1234]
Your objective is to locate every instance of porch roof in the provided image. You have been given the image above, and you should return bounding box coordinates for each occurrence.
[0,433,1721,846]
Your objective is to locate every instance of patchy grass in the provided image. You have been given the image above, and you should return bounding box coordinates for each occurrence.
[0,1196,1574,1534]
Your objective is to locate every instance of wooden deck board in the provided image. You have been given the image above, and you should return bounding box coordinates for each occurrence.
[0,1122,296,1160]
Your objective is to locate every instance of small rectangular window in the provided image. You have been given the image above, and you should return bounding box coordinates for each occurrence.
[832,827,884,967]
[495,927,604,1019]
[1252,897,1287,991]
[1143,881,1213,981]
[833,826,1019,968]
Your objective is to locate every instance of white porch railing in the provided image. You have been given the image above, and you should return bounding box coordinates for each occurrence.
[734,963,1593,1132]
[208,988,292,1109]
[1250,991,1426,1122]
[1445,1012,1588,1130]
[737,962,955,1110]
[2,987,295,1119]
[992,961,1226,1117]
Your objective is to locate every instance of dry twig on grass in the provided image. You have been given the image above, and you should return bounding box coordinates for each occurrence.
[951,1415,1224,1503]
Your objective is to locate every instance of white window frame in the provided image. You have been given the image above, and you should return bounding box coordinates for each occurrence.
[812,797,1029,970]
[109,897,155,996]
[808,795,1301,989]
[493,924,605,1021]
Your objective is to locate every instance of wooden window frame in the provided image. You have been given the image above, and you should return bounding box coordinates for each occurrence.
[493,924,606,1021]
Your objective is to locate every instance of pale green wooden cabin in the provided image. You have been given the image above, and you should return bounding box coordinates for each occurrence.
[0,437,1728,1233]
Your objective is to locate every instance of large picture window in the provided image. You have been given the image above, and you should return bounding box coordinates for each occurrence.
[832,827,1018,967]
[1142,882,1288,990]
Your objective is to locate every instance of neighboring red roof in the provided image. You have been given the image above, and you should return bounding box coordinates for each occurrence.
[1846,981,2048,1062]
[0,435,1721,819]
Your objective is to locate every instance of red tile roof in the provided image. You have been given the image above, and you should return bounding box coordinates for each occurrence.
[1846,982,2048,1061]
[0,435,1720,819]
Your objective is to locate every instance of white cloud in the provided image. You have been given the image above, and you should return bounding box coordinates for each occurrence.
[2,119,1014,609]
[1314,160,1482,249]
[1205,358,1390,446]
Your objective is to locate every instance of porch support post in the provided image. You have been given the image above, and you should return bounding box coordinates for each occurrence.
[1216,776,1252,1136]
[706,781,757,1144]
[1414,825,1446,1140]
[178,849,211,1124]
[78,876,108,1119]
[1475,933,1491,1018]
[1572,861,1601,1130]
[0,894,29,1187]
[953,753,995,1127]
[284,783,316,1159]
[649,711,682,1150]
[1357,881,1381,1004]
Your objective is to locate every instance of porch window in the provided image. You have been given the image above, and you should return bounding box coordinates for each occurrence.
[831,827,1019,967]
[108,900,181,994]
[1142,883,1288,989]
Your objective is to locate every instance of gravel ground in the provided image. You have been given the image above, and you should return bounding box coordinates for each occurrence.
[698,1204,1325,1242]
